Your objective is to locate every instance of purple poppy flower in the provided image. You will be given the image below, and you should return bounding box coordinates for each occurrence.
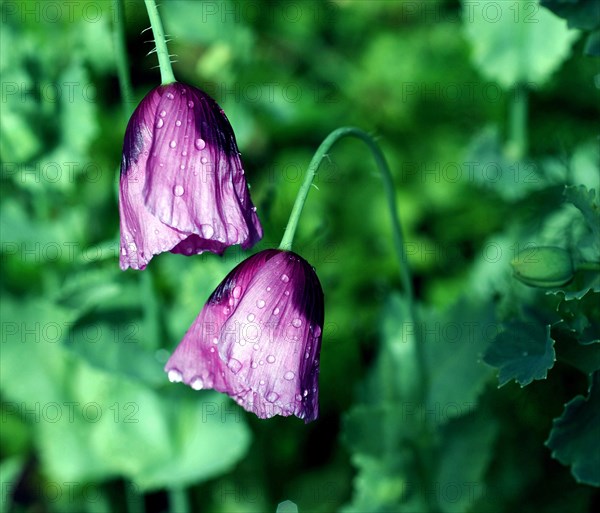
[164,249,324,423]
[119,82,262,270]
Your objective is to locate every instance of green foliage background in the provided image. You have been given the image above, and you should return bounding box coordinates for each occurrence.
[1,0,599,512]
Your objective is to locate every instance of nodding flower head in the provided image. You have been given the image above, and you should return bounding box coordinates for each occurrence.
[119,82,263,270]
[164,249,324,423]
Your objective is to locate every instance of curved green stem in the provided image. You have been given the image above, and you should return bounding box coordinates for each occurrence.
[577,261,600,272]
[279,127,413,302]
[112,0,134,116]
[144,0,176,85]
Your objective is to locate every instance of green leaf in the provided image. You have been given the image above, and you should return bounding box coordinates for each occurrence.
[424,299,496,424]
[540,0,600,31]
[484,320,556,387]
[435,411,498,513]
[546,372,600,486]
[463,0,579,89]
[564,185,600,256]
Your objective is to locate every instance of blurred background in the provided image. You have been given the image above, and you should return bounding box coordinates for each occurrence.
[1,0,599,512]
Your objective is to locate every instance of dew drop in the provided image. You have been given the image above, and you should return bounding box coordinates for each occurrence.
[156,118,164,128]
[170,140,177,149]
[266,391,279,403]
[284,290,290,296]
[195,138,206,150]
[266,354,276,364]
[283,371,295,381]
[253,344,259,350]
[202,225,214,238]
[173,185,184,196]
[191,378,204,390]
[247,313,255,322]
[303,389,308,397]
[181,150,187,157]
[166,92,174,100]
[159,110,167,117]
[257,299,266,309]
[210,347,215,353]
[259,379,265,385]
[180,164,185,170]
[228,297,234,306]
[280,273,289,283]
[292,318,302,328]
[187,100,194,108]
[121,247,127,256]
[273,307,280,316]
[200,156,208,164]
[167,370,182,383]
[175,119,182,126]
[251,362,258,368]
[313,325,322,337]
[266,286,271,292]
[228,358,242,374]
[259,360,264,365]
[295,393,303,401]
[223,306,230,315]
[212,337,219,345]
[232,286,242,299]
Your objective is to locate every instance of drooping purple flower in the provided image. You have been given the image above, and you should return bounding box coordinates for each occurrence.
[164,249,324,423]
[119,82,263,270]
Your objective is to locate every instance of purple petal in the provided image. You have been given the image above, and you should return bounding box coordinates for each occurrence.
[119,83,263,270]
[165,250,324,423]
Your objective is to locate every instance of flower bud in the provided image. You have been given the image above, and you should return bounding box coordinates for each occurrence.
[511,246,574,288]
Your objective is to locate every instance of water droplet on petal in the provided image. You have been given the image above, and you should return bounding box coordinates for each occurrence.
[156,118,164,128]
[266,286,271,292]
[173,185,184,196]
[284,290,290,296]
[202,225,214,238]
[251,362,258,368]
[259,379,265,385]
[266,391,279,403]
[159,110,167,117]
[195,138,206,150]
[247,313,255,322]
[259,360,264,365]
[167,370,182,383]
[281,274,289,283]
[303,389,309,397]
[121,247,127,256]
[223,306,230,315]
[210,347,215,353]
[166,92,174,100]
[273,307,280,316]
[284,371,295,380]
[232,286,242,298]
[266,354,275,364]
[212,337,219,345]
[200,156,208,164]
[191,378,204,390]
[292,318,302,328]
[170,140,177,149]
[175,119,182,126]
[188,100,194,108]
[295,393,303,401]
[313,325,322,337]
[257,299,266,309]
[228,358,242,374]
[181,150,187,157]
[253,344,259,350]
[180,164,185,170]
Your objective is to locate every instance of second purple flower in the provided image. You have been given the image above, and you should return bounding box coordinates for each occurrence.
[119,82,263,270]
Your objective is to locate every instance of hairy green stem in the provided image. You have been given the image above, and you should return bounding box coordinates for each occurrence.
[144,0,176,84]
[279,127,414,302]
[112,0,134,115]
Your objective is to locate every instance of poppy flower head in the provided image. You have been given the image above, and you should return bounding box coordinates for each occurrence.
[165,249,324,423]
[119,82,262,270]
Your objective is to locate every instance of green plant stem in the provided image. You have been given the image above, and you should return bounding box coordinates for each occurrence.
[279,126,413,303]
[168,487,190,513]
[577,261,600,272]
[144,0,176,85]
[509,83,528,159]
[112,0,134,116]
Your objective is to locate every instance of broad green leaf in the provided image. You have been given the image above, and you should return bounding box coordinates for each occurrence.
[463,0,579,88]
[435,411,498,513]
[564,185,600,256]
[484,320,556,386]
[540,0,600,30]
[424,299,496,424]
[463,127,547,201]
[546,372,600,485]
